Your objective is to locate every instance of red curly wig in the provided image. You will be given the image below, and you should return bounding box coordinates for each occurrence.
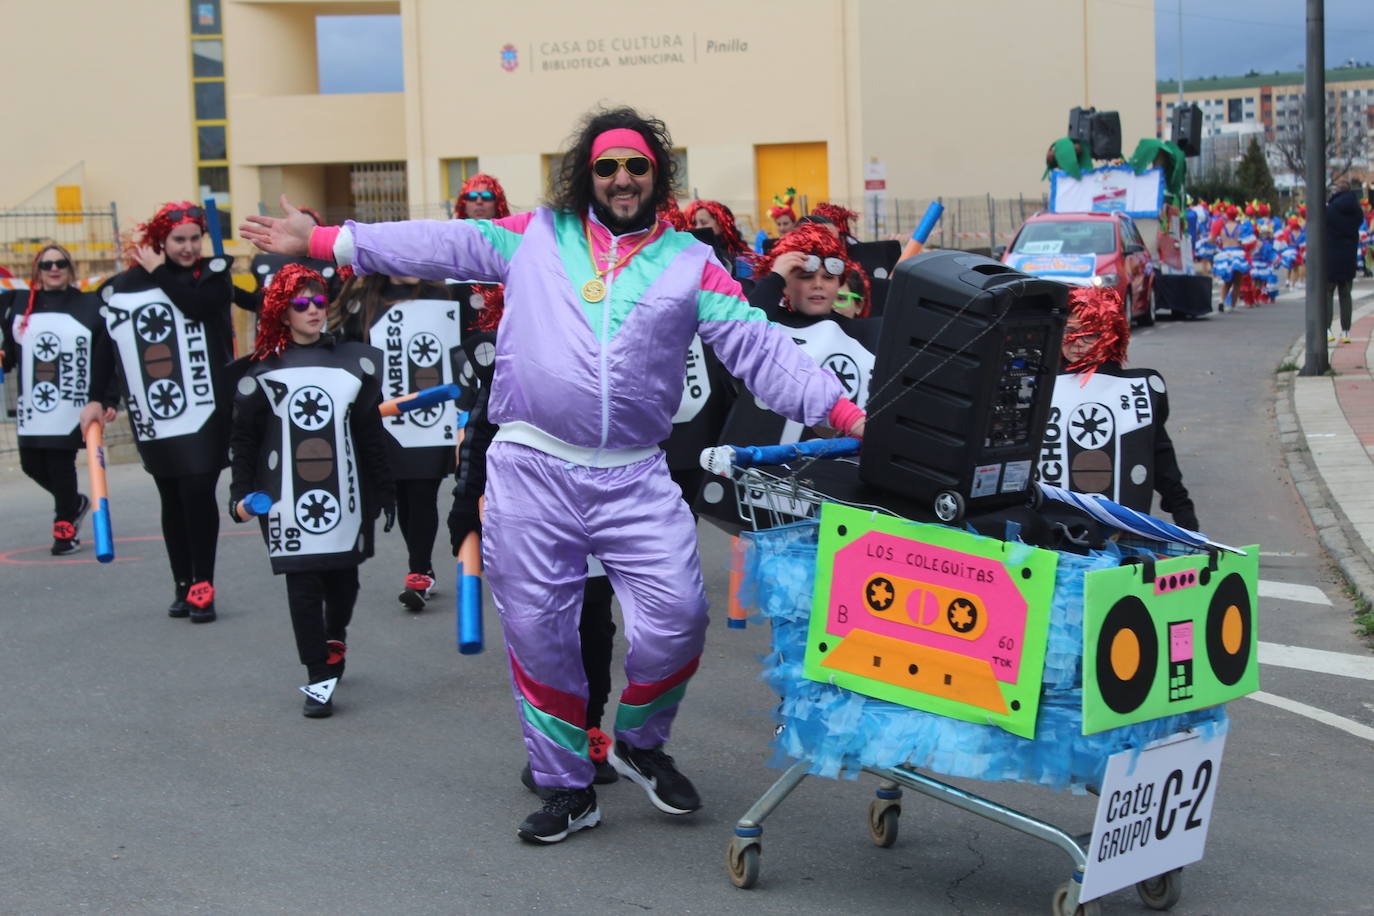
[811,202,858,238]
[682,200,751,261]
[1063,286,1129,380]
[453,173,511,219]
[657,196,689,230]
[755,223,870,317]
[254,263,327,360]
[134,200,208,254]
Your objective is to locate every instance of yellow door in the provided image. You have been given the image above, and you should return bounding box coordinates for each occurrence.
[755,142,829,234]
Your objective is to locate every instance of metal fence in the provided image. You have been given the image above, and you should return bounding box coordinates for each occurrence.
[1,205,129,458]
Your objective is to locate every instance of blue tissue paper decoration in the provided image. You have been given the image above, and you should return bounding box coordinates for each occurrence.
[738,521,1229,793]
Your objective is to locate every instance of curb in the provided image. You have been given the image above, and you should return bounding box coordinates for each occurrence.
[1276,295,1374,621]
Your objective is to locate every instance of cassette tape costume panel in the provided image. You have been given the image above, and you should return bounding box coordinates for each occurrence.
[1082,547,1260,734]
[804,503,1059,738]
[96,260,235,476]
[370,298,464,478]
[233,342,386,572]
[9,295,103,448]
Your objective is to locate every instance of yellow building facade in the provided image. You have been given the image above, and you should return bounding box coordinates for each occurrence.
[4,0,1156,257]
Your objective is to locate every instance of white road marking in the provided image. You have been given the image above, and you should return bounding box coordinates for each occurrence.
[1258,551,1308,558]
[1258,641,1374,680]
[1247,691,1374,743]
[1258,579,1332,605]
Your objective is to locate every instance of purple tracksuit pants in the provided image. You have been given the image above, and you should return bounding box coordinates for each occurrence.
[483,442,707,790]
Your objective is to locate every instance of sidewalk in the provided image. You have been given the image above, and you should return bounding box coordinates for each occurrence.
[1282,280,1374,622]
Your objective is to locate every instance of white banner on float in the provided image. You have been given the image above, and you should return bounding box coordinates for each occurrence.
[1050,165,1164,219]
[1079,728,1226,903]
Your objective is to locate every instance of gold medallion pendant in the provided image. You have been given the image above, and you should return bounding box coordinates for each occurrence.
[581,278,607,303]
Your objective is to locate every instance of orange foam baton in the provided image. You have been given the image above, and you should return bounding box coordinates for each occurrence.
[84,422,115,563]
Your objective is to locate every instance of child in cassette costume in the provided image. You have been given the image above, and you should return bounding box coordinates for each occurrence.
[230,264,394,718]
[81,202,235,622]
[2,244,113,554]
[332,270,457,611]
[1039,286,1198,531]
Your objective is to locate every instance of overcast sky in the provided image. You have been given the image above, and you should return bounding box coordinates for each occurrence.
[315,3,1374,94]
[1156,0,1373,80]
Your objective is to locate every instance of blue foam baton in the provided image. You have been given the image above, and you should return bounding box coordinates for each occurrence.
[84,422,115,563]
[699,437,862,477]
[380,383,462,417]
[238,491,273,518]
[456,531,483,654]
[203,198,225,257]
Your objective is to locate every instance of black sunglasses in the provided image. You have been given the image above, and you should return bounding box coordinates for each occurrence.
[592,156,653,179]
[290,295,328,311]
[166,206,205,223]
[462,190,495,201]
[38,259,71,271]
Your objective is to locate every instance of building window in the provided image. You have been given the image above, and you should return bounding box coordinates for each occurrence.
[443,158,480,201]
[191,39,223,77]
[188,0,230,238]
[1228,98,1244,122]
[194,81,226,121]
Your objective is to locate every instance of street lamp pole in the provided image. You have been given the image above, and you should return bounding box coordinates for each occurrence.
[1301,0,1328,376]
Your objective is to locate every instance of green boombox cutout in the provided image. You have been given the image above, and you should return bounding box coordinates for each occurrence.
[1082,547,1260,735]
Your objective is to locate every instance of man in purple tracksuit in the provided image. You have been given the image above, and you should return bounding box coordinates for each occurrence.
[242,107,867,844]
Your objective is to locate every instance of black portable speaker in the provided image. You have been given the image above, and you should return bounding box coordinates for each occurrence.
[1171,103,1203,157]
[1068,106,1096,143]
[858,251,1068,523]
[1090,110,1122,160]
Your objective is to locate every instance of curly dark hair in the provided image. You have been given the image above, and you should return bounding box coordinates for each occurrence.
[548,106,678,220]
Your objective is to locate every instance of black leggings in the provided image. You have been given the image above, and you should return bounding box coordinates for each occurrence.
[19,446,81,521]
[580,575,616,730]
[285,567,359,680]
[152,470,221,587]
[396,477,441,575]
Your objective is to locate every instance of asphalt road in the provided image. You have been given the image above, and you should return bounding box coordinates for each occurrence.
[1,282,1371,915]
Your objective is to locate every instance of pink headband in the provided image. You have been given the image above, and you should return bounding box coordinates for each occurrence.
[590,128,656,166]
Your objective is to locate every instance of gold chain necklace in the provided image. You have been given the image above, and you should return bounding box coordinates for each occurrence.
[581,220,662,303]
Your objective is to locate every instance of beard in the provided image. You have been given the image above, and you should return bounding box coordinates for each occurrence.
[592,193,657,235]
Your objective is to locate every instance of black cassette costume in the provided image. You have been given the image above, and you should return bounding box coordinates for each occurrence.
[87,213,235,620]
[2,281,110,549]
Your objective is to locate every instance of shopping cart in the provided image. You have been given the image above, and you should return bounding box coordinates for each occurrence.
[715,447,1235,916]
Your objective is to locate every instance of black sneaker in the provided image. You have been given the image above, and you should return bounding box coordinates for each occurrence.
[186,581,216,624]
[398,572,435,611]
[50,525,81,556]
[302,695,334,718]
[608,741,701,815]
[168,582,191,619]
[73,493,91,533]
[517,787,600,844]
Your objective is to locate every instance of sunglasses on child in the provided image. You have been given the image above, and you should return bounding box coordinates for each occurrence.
[290,295,329,311]
[165,206,205,223]
[592,156,653,179]
[802,254,846,276]
[462,190,496,201]
[38,259,71,271]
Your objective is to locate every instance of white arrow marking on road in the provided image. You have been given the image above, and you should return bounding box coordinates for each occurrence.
[1258,579,1332,606]
[1247,691,1374,744]
[1258,641,1374,680]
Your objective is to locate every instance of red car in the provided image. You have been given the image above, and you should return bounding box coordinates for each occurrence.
[999,211,1156,325]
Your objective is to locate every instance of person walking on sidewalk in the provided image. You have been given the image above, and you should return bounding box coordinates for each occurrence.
[1325,180,1363,344]
[241,105,865,845]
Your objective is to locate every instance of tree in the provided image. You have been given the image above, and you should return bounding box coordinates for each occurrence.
[1272,93,1371,187]
[1235,136,1279,208]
